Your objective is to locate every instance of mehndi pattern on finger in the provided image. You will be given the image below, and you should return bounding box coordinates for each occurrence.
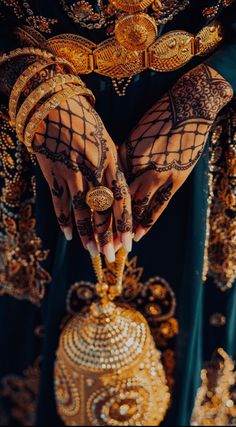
[117,204,133,233]
[72,190,87,210]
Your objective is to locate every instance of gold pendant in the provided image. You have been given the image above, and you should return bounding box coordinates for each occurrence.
[110,0,154,13]
[115,13,158,51]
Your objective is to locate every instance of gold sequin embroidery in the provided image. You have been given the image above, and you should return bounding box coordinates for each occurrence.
[203,103,236,291]
[0,105,51,304]
[191,348,236,426]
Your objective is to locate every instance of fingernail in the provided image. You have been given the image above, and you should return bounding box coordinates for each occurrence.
[87,241,99,258]
[134,227,146,242]
[114,238,122,253]
[64,227,73,241]
[121,232,132,253]
[104,243,116,263]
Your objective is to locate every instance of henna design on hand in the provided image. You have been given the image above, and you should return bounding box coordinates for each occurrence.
[33,96,108,184]
[111,168,129,201]
[97,230,113,247]
[57,212,71,227]
[136,182,173,229]
[155,182,173,206]
[133,195,151,225]
[51,171,64,199]
[126,64,233,182]
[77,218,93,240]
[72,190,87,210]
[117,205,132,233]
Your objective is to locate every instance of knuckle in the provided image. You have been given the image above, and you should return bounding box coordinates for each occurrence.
[97,229,113,247]
[57,212,71,227]
[76,217,93,240]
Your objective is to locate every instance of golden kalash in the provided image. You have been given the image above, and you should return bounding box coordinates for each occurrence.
[54,248,170,426]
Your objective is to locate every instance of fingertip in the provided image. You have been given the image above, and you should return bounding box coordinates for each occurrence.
[134,226,146,242]
[114,236,122,253]
[104,243,116,263]
[121,232,133,253]
[86,241,99,258]
[63,227,73,241]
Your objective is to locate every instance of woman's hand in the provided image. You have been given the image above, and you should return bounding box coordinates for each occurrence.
[119,64,233,241]
[33,95,132,262]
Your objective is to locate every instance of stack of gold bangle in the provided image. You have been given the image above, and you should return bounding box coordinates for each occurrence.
[5,47,95,152]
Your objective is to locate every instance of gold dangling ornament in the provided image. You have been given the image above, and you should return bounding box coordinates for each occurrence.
[110,0,159,51]
[54,247,170,426]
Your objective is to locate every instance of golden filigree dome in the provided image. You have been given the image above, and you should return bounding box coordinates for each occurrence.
[58,301,148,372]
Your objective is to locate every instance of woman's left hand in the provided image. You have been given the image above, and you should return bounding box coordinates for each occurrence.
[119,64,233,241]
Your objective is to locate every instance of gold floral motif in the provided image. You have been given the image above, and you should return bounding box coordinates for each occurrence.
[203,103,236,290]
[26,16,58,34]
[191,348,236,426]
[0,105,51,304]
[66,256,178,390]
[0,358,40,426]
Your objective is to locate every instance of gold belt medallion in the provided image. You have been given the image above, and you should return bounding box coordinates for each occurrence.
[110,0,154,13]
[115,13,158,51]
[15,21,223,79]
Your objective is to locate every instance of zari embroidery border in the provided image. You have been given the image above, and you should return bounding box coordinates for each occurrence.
[0,105,51,304]
[203,102,236,291]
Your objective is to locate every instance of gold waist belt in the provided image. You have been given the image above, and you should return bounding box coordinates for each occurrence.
[17,21,223,79]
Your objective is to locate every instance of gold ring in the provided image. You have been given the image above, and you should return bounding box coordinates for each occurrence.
[86,186,114,212]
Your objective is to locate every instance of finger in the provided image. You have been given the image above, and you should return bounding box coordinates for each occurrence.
[106,166,133,253]
[68,176,98,257]
[93,207,115,263]
[131,173,160,233]
[50,170,73,241]
[134,178,174,242]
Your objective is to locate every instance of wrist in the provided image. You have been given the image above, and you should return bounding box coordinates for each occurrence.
[170,64,234,124]
[206,65,234,108]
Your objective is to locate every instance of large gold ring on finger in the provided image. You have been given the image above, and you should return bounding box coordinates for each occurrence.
[86,186,114,212]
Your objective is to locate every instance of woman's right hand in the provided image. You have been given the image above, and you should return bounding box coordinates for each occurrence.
[33,94,132,262]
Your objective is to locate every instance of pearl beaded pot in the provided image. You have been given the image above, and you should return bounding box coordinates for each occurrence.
[54,298,170,426]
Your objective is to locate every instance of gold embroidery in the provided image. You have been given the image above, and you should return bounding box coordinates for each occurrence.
[203,0,235,18]
[59,0,114,32]
[0,0,24,19]
[203,104,236,290]
[59,0,190,34]
[0,105,51,304]
[66,256,178,390]
[0,358,40,426]
[0,0,58,34]
[191,348,236,426]
[26,16,58,34]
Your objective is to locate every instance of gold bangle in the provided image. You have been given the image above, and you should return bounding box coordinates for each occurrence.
[9,58,80,126]
[23,85,95,152]
[15,73,85,143]
[0,47,56,67]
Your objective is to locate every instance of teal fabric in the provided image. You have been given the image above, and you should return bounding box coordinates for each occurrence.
[0,2,236,426]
